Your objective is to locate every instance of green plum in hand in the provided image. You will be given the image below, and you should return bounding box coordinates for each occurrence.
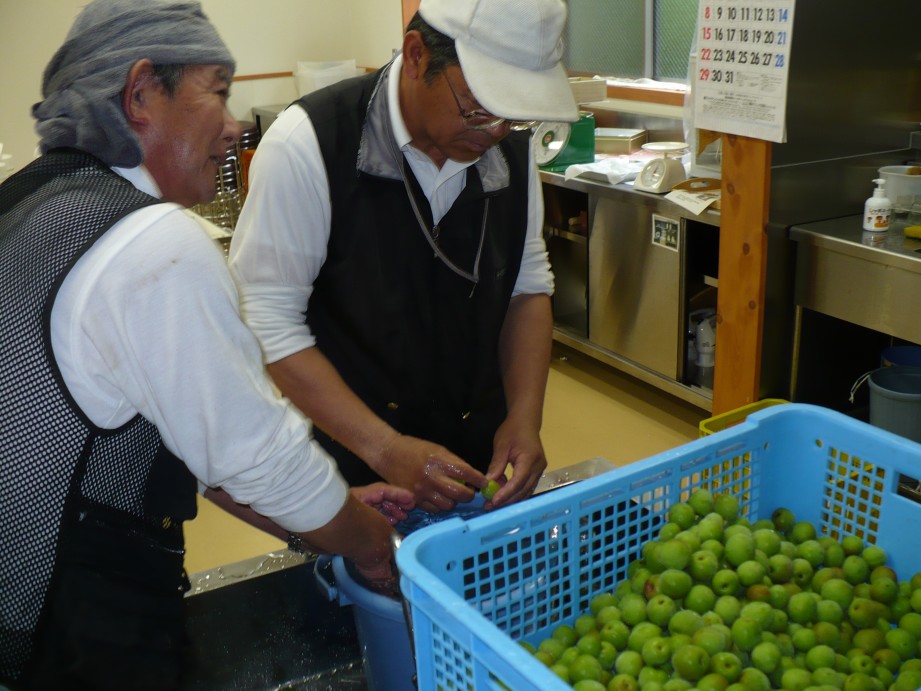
[481,480,501,501]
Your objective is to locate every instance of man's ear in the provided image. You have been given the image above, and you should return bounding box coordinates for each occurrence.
[122,59,158,126]
[402,31,426,81]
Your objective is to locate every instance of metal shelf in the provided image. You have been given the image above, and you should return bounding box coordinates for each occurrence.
[553,328,713,412]
[544,225,588,245]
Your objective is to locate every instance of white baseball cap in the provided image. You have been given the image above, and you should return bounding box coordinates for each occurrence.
[419,0,579,123]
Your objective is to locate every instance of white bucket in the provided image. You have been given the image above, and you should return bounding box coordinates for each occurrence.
[878,165,921,214]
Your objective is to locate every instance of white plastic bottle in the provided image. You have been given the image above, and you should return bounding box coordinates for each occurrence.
[695,315,716,389]
[863,178,891,232]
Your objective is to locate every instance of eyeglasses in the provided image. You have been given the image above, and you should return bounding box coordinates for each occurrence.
[442,72,538,132]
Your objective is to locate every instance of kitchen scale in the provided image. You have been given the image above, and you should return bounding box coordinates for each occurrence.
[633,141,689,193]
[532,112,595,172]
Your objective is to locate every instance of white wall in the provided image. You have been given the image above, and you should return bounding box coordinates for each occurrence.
[0,0,403,175]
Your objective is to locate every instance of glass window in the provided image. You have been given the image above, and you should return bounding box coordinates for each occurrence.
[563,0,700,84]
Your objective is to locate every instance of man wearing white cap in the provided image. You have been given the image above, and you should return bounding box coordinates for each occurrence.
[231,0,579,513]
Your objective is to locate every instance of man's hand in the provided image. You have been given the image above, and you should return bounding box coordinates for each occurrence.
[377,434,487,513]
[484,416,547,509]
[353,553,401,597]
[351,482,415,525]
[300,494,395,592]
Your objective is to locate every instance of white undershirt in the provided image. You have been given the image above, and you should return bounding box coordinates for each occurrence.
[50,165,347,533]
[229,54,554,365]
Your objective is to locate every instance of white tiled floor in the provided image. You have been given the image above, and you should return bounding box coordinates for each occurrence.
[183,344,706,574]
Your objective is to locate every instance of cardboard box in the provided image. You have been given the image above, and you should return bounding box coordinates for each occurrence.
[568,77,607,104]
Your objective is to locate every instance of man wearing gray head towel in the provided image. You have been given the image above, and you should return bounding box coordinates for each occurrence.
[0,1,412,688]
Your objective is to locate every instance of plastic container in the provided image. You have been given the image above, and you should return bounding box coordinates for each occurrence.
[863,177,891,232]
[397,404,921,691]
[868,365,921,444]
[881,345,921,367]
[698,398,789,436]
[314,555,415,691]
[687,308,715,385]
[314,498,487,690]
[879,165,921,214]
[694,314,717,388]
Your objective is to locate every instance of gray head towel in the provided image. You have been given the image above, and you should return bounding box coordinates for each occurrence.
[33,0,235,168]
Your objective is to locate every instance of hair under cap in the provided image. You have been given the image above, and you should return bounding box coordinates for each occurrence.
[418,0,578,123]
[33,0,235,168]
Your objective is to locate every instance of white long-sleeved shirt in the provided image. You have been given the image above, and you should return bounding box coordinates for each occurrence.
[229,54,554,365]
[50,165,347,533]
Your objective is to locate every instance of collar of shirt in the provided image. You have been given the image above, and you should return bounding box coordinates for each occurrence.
[387,53,472,224]
[112,164,162,198]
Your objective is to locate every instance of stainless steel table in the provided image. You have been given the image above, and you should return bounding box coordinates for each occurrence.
[791,215,921,344]
[789,215,921,403]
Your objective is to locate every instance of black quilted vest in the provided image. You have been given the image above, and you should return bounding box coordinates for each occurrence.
[0,149,197,682]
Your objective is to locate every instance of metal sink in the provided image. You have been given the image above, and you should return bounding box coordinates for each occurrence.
[182,553,366,690]
[534,456,618,494]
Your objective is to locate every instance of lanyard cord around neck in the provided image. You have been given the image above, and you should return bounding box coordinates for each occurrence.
[399,164,488,289]
[380,84,487,290]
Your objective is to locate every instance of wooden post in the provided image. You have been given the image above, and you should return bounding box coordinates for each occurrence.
[712,134,772,414]
[402,0,420,28]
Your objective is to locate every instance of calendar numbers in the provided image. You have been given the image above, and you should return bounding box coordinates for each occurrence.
[702,4,790,24]
[696,2,793,86]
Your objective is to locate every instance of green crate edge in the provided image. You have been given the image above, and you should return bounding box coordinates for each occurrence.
[699,398,790,437]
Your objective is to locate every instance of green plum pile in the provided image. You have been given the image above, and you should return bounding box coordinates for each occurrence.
[521,489,921,691]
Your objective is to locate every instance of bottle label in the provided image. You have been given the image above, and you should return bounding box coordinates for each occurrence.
[864,205,891,231]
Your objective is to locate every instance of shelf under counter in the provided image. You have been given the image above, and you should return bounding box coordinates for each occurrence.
[554,325,713,412]
[544,224,588,245]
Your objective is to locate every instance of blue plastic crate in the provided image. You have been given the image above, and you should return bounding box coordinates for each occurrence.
[396,404,921,691]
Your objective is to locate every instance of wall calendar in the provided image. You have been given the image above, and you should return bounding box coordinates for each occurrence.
[693,0,796,143]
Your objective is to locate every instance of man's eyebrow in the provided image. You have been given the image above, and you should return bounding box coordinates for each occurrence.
[216,66,233,85]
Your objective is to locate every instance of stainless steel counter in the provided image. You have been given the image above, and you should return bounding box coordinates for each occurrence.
[540,170,720,412]
[791,215,921,344]
[540,169,721,221]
